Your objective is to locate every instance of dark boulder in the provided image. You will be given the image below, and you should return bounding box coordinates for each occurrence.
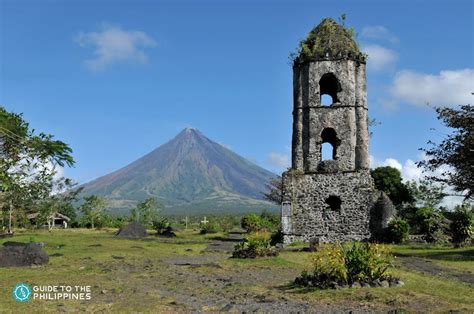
[116,222,148,238]
[0,242,49,267]
[157,226,176,238]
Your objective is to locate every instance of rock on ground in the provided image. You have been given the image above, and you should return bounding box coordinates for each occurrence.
[0,242,49,267]
[116,222,148,238]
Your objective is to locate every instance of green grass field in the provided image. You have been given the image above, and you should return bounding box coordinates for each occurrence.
[0,229,472,312]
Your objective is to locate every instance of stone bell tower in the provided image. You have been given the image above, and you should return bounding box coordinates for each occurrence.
[281,18,377,244]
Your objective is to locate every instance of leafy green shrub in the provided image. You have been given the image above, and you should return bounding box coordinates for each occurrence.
[295,242,394,288]
[241,214,262,233]
[241,211,280,233]
[152,218,170,234]
[199,221,222,234]
[416,208,449,243]
[450,204,473,247]
[232,232,279,258]
[260,210,280,228]
[213,215,240,232]
[386,218,409,244]
[344,242,392,282]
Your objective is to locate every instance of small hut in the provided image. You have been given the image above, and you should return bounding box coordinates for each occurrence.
[27,212,71,229]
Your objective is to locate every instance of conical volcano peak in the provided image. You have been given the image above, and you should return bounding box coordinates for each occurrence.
[173,128,209,146]
[79,129,277,215]
[177,127,204,138]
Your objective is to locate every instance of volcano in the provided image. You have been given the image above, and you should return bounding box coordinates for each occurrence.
[80,128,278,214]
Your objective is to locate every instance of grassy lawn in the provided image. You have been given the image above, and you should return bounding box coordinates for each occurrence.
[0,228,472,312]
[393,244,474,272]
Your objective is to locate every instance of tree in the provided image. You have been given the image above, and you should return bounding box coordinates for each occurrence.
[80,195,107,229]
[370,167,413,206]
[418,105,473,201]
[449,203,473,247]
[37,180,83,229]
[263,177,282,205]
[0,106,75,233]
[129,197,161,225]
[406,179,446,208]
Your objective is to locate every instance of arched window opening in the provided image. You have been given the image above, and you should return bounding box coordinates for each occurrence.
[321,143,333,160]
[325,195,342,211]
[321,128,340,160]
[319,73,341,106]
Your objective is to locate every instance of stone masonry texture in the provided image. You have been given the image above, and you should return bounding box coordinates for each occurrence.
[281,19,383,244]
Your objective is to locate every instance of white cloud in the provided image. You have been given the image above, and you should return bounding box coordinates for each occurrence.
[361,26,399,44]
[371,155,427,182]
[363,44,398,72]
[390,69,474,107]
[76,24,157,71]
[267,152,290,170]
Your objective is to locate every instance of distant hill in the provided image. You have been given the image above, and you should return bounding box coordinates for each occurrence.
[79,128,278,215]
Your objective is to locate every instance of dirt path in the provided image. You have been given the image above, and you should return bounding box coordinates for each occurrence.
[155,232,366,312]
[395,254,474,285]
[203,230,244,253]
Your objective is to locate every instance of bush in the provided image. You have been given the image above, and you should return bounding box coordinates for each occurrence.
[232,232,279,258]
[241,214,262,233]
[386,218,409,243]
[199,221,222,234]
[450,204,473,247]
[401,206,449,243]
[295,242,394,288]
[345,242,392,282]
[241,211,280,233]
[152,218,170,234]
[213,215,240,232]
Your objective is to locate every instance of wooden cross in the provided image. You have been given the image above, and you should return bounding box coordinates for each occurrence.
[200,216,208,225]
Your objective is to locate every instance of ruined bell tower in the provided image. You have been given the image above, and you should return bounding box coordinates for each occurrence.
[281,18,377,244]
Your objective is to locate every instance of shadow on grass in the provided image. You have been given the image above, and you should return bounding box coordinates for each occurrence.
[398,247,474,262]
[207,236,241,242]
[277,281,318,294]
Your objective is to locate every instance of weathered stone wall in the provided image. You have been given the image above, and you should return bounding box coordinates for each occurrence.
[281,170,377,244]
[291,60,369,172]
[282,21,379,244]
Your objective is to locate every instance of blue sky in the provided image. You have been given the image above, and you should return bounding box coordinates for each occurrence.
[1,0,473,188]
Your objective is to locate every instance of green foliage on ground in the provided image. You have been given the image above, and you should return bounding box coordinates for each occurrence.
[79,195,108,229]
[199,221,222,234]
[129,197,162,226]
[449,204,473,247]
[241,210,280,233]
[152,218,171,233]
[232,231,279,258]
[297,242,394,287]
[386,218,410,244]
